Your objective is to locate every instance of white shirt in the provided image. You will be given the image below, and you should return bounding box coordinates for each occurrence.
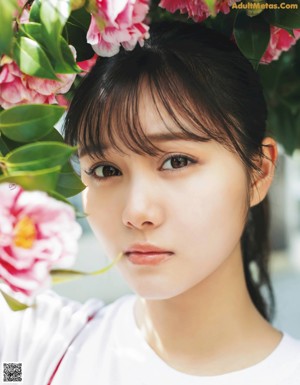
[1,291,300,385]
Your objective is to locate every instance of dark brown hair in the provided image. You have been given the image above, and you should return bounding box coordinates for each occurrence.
[64,21,275,321]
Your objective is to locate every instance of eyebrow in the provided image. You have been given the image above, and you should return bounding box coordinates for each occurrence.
[78,132,205,158]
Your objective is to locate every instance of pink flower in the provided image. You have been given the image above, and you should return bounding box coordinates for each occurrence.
[217,0,240,14]
[0,184,81,300]
[87,0,150,57]
[77,54,98,75]
[17,0,28,6]
[55,94,70,106]
[0,56,76,109]
[261,26,300,64]
[13,0,30,24]
[159,0,240,22]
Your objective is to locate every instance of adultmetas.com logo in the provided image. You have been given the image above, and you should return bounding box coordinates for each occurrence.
[232,2,299,9]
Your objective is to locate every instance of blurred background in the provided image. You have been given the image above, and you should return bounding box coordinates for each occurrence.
[52,146,300,338]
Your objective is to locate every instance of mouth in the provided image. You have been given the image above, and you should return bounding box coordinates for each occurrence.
[124,244,174,266]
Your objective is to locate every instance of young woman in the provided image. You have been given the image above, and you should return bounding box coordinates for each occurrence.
[1,21,300,385]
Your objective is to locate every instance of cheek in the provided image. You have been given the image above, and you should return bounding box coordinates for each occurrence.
[82,187,121,245]
[170,169,248,259]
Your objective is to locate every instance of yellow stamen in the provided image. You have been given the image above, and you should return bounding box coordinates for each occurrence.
[14,216,37,249]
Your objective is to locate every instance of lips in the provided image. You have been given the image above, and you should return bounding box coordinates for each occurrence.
[124,244,174,266]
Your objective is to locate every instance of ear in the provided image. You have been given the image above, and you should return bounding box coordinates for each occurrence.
[250,137,278,207]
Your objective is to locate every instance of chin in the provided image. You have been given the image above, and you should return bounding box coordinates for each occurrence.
[126,280,189,301]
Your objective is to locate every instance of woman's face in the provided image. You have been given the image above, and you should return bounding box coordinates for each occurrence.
[79,92,250,300]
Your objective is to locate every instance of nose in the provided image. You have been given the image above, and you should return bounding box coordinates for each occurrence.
[122,178,164,231]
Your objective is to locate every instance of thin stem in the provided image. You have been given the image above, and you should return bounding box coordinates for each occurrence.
[0,160,8,176]
[50,253,124,284]
[90,252,123,276]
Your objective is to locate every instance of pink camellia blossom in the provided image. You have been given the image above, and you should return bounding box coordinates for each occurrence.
[55,94,70,107]
[159,0,240,22]
[0,56,76,109]
[17,0,28,7]
[77,54,98,75]
[18,0,30,24]
[261,26,300,64]
[87,0,150,57]
[0,184,81,300]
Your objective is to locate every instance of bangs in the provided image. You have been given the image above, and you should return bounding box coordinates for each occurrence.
[64,29,264,175]
[67,50,241,160]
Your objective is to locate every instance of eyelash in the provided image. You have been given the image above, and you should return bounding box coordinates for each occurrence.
[84,154,197,180]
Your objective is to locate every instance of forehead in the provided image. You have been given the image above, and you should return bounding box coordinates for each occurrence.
[107,88,180,141]
[78,85,213,158]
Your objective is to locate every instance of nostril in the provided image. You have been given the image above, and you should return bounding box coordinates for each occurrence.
[122,200,163,230]
[142,221,153,226]
[126,220,154,229]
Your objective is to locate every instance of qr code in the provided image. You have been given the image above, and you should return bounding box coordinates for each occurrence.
[3,363,22,382]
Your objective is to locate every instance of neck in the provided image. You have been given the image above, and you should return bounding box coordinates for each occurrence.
[134,245,281,375]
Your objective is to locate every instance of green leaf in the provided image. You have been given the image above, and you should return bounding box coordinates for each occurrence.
[18,23,79,75]
[264,5,300,29]
[64,7,93,61]
[40,127,65,142]
[266,105,298,155]
[40,0,72,71]
[203,10,237,38]
[19,22,77,74]
[0,135,25,155]
[40,0,71,36]
[29,0,42,23]
[56,173,85,197]
[0,290,29,311]
[0,0,17,55]
[68,6,92,30]
[56,166,86,197]
[20,22,44,44]
[22,25,80,75]
[61,37,81,71]
[0,135,10,156]
[5,142,76,172]
[259,49,300,112]
[31,1,75,78]
[280,91,300,113]
[0,105,65,142]
[0,166,61,191]
[13,36,58,79]
[53,37,81,74]
[234,12,270,69]
[47,189,73,205]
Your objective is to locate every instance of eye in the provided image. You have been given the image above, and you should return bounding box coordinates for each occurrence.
[161,155,196,170]
[85,164,122,179]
